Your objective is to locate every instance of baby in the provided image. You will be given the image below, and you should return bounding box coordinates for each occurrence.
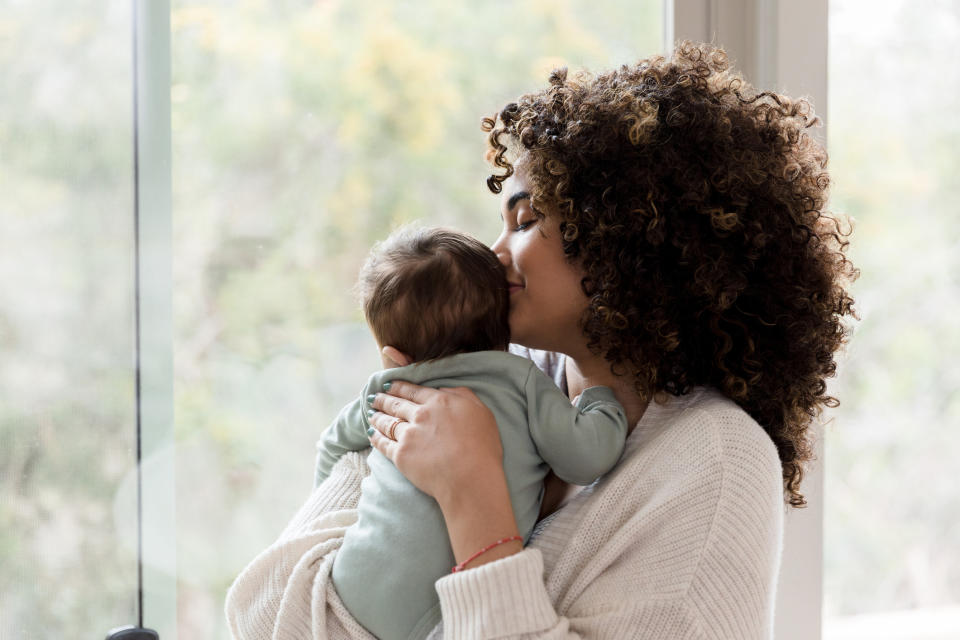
[314,225,628,640]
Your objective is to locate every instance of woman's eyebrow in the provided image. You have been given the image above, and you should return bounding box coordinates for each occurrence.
[506,191,531,212]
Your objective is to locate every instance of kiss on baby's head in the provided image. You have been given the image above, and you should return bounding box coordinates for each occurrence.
[356,226,511,364]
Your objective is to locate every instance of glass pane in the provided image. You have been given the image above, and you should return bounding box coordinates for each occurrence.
[170,1,661,636]
[825,1,960,638]
[0,3,138,638]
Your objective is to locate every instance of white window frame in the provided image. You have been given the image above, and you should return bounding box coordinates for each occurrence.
[665,2,828,639]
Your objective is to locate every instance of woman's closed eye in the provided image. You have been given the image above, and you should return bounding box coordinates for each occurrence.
[514,211,541,232]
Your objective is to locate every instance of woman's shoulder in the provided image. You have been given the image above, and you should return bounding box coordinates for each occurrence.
[604,386,783,529]
[580,387,784,581]
[627,386,780,474]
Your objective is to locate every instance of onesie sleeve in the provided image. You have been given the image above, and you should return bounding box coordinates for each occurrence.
[314,395,372,487]
[525,366,628,485]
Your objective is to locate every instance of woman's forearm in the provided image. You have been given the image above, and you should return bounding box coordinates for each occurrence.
[437,467,523,570]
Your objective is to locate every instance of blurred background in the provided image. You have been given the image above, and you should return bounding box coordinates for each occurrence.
[0,0,957,638]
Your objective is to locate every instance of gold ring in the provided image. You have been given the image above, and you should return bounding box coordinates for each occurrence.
[387,418,404,440]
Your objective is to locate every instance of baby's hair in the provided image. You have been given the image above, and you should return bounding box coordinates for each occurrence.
[357,225,510,363]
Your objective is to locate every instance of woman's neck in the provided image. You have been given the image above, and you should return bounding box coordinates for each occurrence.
[564,353,650,432]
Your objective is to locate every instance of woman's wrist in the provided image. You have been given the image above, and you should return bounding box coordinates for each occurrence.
[452,535,523,572]
[437,465,523,571]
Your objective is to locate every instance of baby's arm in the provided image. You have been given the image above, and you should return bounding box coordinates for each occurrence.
[314,396,372,487]
[525,367,629,486]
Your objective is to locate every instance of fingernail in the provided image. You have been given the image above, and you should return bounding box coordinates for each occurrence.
[366,394,376,405]
[366,409,375,417]
[382,382,392,391]
[366,427,375,436]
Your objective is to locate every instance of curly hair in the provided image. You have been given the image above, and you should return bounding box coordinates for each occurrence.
[482,41,858,507]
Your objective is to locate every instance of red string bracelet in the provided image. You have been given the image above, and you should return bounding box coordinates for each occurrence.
[451,535,523,573]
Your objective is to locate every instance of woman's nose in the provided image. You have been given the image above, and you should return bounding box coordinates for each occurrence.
[490,234,510,266]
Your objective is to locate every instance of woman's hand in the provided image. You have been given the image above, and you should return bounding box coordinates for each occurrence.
[367,380,524,569]
[367,381,504,508]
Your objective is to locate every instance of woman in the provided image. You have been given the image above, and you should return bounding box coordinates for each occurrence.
[226,41,857,639]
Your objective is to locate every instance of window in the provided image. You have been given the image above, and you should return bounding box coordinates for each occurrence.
[823,1,960,638]
[0,2,140,636]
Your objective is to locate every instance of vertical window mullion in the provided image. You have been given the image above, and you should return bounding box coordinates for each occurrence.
[134,0,176,637]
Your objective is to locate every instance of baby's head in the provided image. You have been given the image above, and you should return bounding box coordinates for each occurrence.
[357,226,510,364]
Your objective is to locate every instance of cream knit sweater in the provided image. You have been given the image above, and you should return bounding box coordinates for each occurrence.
[225,386,785,639]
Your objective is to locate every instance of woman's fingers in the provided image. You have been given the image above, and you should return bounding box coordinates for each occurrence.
[367,410,408,441]
[368,426,399,461]
[369,380,450,424]
[370,393,417,420]
[378,380,437,405]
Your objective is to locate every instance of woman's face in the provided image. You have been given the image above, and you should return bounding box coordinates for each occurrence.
[490,167,589,354]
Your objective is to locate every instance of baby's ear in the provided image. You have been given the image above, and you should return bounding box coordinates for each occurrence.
[381,345,412,368]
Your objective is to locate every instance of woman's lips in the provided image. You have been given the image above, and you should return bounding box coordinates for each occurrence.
[508,282,524,294]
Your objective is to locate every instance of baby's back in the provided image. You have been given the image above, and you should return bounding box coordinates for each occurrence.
[333,352,553,640]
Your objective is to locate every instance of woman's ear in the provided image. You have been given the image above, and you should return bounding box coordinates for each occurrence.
[381,345,412,368]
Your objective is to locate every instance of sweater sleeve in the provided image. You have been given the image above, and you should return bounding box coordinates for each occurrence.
[433,549,705,639]
[314,396,372,487]
[225,450,377,640]
[526,367,628,486]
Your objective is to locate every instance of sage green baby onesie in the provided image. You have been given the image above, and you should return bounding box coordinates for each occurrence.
[314,350,627,640]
